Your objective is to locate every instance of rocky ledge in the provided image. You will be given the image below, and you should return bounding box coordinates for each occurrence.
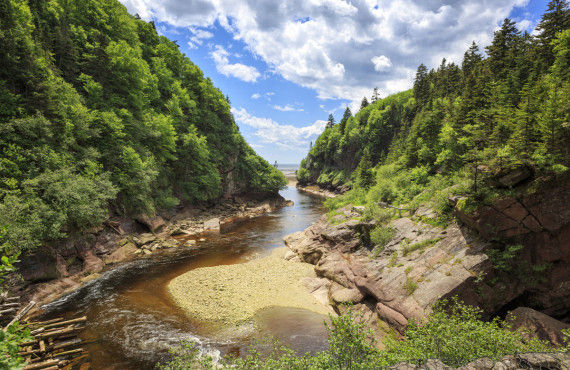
[296,183,339,198]
[284,175,570,344]
[14,194,290,307]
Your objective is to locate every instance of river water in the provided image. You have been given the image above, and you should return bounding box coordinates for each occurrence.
[40,186,328,369]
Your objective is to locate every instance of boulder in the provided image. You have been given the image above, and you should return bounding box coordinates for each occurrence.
[17,251,58,283]
[133,233,156,246]
[203,217,221,232]
[494,164,533,188]
[81,249,104,274]
[506,307,570,346]
[136,214,165,233]
[330,287,364,304]
[105,242,138,264]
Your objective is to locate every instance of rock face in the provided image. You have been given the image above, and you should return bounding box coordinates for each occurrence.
[452,175,570,321]
[284,206,491,333]
[285,175,570,339]
[507,307,570,346]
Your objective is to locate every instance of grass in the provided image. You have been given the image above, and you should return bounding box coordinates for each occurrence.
[402,237,443,256]
[404,277,418,295]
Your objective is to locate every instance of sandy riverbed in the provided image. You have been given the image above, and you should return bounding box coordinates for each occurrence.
[167,247,330,325]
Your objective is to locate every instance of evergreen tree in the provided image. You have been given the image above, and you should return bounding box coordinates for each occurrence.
[326,113,335,129]
[340,107,352,134]
[536,0,570,68]
[413,63,430,108]
[486,18,521,81]
[462,42,482,78]
[371,87,380,102]
[360,97,369,110]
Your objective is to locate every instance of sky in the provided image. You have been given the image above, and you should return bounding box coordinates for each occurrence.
[119,0,549,164]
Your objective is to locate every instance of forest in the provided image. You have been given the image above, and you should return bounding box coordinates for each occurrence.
[298,1,569,216]
[0,0,286,256]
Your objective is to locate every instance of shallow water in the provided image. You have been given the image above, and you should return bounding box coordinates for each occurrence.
[40,186,327,369]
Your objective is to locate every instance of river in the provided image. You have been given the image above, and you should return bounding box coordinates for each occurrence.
[40,185,328,369]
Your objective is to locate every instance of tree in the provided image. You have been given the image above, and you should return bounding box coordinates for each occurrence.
[371,87,380,102]
[326,113,335,129]
[413,63,430,108]
[462,42,482,78]
[339,107,352,134]
[360,97,369,110]
[486,18,521,80]
[535,0,570,68]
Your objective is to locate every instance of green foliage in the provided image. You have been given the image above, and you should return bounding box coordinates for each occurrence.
[0,253,32,369]
[299,6,569,222]
[402,237,443,256]
[0,322,32,369]
[404,277,418,295]
[160,300,558,369]
[487,244,524,272]
[370,225,396,255]
[0,0,285,253]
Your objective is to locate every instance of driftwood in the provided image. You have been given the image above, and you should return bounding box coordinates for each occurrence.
[19,314,89,369]
[3,300,36,332]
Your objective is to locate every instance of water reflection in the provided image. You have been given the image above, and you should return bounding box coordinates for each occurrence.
[41,186,326,369]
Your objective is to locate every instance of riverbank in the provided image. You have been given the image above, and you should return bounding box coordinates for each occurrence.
[17,194,290,309]
[168,247,333,326]
[296,183,338,198]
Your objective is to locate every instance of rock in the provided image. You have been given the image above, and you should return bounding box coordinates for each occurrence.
[330,287,364,304]
[203,217,221,232]
[133,233,156,247]
[300,277,330,306]
[516,352,570,369]
[169,227,185,236]
[143,249,152,255]
[104,242,138,264]
[284,200,294,207]
[81,250,104,274]
[506,307,570,345]
[376,302,408,332]
[136,214,165,233]
[55,254,68,277]
[199,238,206,242]
[494,164,533,188]
[17,251,58,283]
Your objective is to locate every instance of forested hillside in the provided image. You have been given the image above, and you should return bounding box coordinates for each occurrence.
[0,0,285,253]
[298,1,569,215]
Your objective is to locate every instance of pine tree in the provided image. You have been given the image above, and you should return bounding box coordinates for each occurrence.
[326,113,335,129]
[462,42,482,77]
[413,63,430,108]
[360,97,369,110]
[536,0,570,67]
[486,19,521,81]
[339,107,352,134]
[371,87,380,102]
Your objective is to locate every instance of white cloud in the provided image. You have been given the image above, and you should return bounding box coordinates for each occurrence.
[273,104,304,112]
[232,107,325,150]
[371,55,392,72]
[517,19,533,32]
[210,45,261,83]
[121,0,529,107]
[251,93,261,99]
[187,27,214,48]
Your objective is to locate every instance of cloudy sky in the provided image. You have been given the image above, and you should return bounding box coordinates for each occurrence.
[120,0,548,164]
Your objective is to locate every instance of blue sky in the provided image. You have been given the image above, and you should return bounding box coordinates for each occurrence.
[120,0,549,164]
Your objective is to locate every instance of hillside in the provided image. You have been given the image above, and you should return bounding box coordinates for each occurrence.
[0,0,285,253]
[298,10,570,216]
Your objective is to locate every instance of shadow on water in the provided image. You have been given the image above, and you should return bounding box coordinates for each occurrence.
[41,186,328,369]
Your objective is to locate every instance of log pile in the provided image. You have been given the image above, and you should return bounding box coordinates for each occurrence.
[19,316,89,369]
[0,292,21,326]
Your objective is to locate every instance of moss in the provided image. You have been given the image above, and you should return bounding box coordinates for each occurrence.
[404,277,418,295]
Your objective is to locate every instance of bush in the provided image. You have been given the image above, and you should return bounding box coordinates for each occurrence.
[159,300,557,369]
